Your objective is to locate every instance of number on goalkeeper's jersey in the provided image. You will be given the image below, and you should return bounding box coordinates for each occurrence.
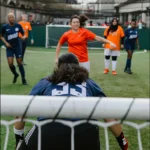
[52,82,86,96]
[29,78,106,97]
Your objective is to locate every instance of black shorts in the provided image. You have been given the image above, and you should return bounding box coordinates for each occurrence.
[18,122,100,150]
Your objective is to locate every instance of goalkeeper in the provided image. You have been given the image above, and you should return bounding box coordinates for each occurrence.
[15,53,128,150]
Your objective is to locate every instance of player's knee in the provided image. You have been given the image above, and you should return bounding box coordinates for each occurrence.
[17,60,23,66]
[128,53,132,59]
[129,55,132,58]
[18,63,22,66]
[105,56,110,60]
[112,56,117,61]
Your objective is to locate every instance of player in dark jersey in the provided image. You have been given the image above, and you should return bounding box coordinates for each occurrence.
[0,13,28,85]
[124,19,140,74]
[15,53,128,150]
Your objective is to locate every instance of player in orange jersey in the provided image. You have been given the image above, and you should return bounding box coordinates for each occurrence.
[18,14,34,65]
[55,14,116,72]
[103,18,125,75]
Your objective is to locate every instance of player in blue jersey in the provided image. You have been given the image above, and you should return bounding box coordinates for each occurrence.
[0,13,28,85]
[124,19,140,74]
[15,53,128,150]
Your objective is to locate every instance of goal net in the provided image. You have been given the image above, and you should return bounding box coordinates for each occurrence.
[1,95,149,150]
[45,25,107,49]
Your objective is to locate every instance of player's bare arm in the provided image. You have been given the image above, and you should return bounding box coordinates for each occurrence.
[0,34,12,48]
[21,35,26,40]
[20,29,26,40]
[55,43,61,64]
[95,35,116,49]
[121,36,125,49]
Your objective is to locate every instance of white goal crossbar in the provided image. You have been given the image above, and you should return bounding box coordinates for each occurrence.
[1,95,149,120]
[46,24,107,28]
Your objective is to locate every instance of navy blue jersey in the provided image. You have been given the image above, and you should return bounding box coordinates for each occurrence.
[29,78,106,121]
[30,78,106,97]
[0,23,24,47]
[124,28,138,45]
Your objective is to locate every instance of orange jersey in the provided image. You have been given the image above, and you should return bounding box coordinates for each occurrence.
[104,26,124,50]
[18,21,32,38]
[59,28,96,62]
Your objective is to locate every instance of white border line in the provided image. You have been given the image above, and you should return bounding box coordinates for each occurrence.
[1,47,147,55]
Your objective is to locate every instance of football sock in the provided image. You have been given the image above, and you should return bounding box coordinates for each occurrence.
[105,59,110,69]
[9,65,18,76]
[126,58,131,69]
[18,64,25,79]
[116,132,127,150]
[14,127,24,148]
[112,61,117,71]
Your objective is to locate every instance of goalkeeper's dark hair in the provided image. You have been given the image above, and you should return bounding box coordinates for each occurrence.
[47,53,89,84]
[70,14,88,27]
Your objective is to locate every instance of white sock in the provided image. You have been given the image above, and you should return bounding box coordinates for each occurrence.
[105,59,110,69]
[112,61,117,71]
[14,127,24,136]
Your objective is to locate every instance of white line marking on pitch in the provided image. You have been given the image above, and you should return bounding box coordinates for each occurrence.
[26,50,146,55]
[0,47,147,55]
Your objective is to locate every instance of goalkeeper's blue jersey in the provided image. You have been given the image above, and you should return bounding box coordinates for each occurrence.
[29,78,106,121]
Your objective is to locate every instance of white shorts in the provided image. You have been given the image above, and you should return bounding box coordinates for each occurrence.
[104,49,120,56]
[79,61,90,72]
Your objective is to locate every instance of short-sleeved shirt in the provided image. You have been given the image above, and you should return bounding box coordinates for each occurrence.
[18,21,32,38]
[0,23,24,47]
[124,28,138,45]
[104,26,124,50]
[59,28,96,62]
[29,78,106,121]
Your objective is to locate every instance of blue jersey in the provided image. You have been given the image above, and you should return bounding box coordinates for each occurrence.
[124,28,138,45]
[29,78,106,121]
[0,23,24,47]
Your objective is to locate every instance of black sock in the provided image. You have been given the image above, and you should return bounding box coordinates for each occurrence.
[15,134,24,148]
[116,132,125,149]
[126,58,131,70]
[9,65,18,76]
[18,65,25,79]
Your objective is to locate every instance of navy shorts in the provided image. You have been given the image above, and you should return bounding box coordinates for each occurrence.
[6,43,22,58]
[124,41,135,51]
